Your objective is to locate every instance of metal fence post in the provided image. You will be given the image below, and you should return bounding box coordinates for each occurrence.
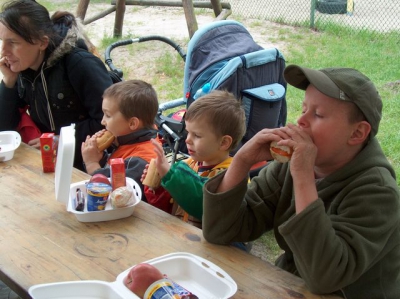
[310,0,316,29]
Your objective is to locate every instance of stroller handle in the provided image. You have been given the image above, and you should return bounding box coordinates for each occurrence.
[158,98,186,112]
[104,35,186,79]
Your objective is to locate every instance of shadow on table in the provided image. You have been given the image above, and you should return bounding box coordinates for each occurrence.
[0,280,21,299]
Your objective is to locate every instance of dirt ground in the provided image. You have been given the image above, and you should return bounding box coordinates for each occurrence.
[83,5,290,93]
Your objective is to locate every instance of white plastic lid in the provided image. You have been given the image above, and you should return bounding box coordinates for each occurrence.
[55,124,76,205]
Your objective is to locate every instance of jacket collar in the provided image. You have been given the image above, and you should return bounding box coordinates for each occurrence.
[46,19,89,67]
[116,129,158,146]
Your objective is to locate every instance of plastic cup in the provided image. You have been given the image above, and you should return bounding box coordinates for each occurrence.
[86,182,112,211]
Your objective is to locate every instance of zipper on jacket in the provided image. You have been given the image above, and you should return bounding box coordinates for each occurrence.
[22,75,46,127]
[31,81,45,125]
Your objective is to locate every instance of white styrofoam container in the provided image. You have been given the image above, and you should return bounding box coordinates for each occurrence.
[28,252,238,299]
[67,177,141,222]
[55,124,141,222]
[0,131,21,162]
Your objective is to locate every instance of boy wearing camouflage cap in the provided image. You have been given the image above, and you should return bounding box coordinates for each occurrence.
[202,65,400,298]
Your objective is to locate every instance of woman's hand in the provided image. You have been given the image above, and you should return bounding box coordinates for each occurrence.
[27,137,41,149]
[0,56,19,88]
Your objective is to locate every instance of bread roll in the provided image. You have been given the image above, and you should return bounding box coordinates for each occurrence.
[142,159,161,189]
[96,131,115,151]
[110,186,133,208]
[270,140,293,163]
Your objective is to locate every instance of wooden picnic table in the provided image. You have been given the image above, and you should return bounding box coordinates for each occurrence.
[0,143,341,298]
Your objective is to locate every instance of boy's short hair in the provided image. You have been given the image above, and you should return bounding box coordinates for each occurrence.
[103,80,158,128]
[185,90,246,150]
[284,65,382,139]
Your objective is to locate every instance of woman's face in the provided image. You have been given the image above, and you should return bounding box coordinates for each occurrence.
[0,22,47,72]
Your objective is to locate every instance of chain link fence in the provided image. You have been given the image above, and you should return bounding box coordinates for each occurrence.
[226,0,399,36]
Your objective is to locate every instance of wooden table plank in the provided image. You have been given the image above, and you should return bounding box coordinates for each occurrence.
[0,144,340,299]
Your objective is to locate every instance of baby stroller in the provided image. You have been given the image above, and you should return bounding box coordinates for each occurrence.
[105,20,287,168]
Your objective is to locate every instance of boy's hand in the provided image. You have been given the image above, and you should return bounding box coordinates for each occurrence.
[280,123,317,177]
[81,135,103,174]
[217,127,288,193]
[234,128,285,167]
[140,164,149,183]
[93,129,106,139]
[279,124,318,213]
[150,138,170,178]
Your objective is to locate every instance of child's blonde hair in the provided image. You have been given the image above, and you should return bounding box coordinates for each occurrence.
[185,90,246,151]
[103,80,158,129]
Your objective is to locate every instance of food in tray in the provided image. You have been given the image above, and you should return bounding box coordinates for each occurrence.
[96,130,115,151]
[142,158,161,189]
[269,140,293,163]
[86,182,112,211]
[110,158,126,190]
[110,186,134,208]
[123,263,198,299]
[74,188,85,211]
[89,173,111,186]
[124,263,164,298]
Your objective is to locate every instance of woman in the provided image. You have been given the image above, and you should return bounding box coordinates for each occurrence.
[0,0,113,170]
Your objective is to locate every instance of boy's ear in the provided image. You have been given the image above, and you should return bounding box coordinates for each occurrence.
[348,121,371,145]
[219,135,233,151]
[128,117,140,130]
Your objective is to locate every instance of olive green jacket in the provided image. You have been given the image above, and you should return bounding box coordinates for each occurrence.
[203,138,400,299]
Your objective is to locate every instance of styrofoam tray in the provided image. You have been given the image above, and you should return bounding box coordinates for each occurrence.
[55,124,142,222]
[28,252,238,299]
[67,177,141,222]
[0,131,21,162]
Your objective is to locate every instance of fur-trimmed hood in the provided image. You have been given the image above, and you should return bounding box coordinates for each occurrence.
[46,18,93,67]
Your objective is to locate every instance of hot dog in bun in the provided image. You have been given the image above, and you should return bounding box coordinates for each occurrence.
[270,140,293,163]
[142,158,161,189]
[96,131,115,151]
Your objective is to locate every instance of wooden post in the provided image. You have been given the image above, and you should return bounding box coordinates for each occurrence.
[76,0,90,20]
[210,0,222,17]
[215,8,231,21]
[114,0,126,37]
[83,7,116,25]
[182,0,198,38]
[111,1,231,10]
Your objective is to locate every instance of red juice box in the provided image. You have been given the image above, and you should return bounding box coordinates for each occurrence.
[110,158,126,190]
[40,133,56,173]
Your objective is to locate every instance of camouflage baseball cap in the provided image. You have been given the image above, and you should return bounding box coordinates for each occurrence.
[284,65,382,139]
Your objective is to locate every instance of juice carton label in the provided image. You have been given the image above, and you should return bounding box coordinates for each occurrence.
[40,133,56,173]
[110,158,126,190]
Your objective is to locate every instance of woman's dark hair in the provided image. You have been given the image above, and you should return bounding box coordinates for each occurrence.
[0,0,54,45]
[0,0,80,53]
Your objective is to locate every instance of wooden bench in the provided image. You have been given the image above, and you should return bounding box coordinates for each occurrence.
[76,0,231,38]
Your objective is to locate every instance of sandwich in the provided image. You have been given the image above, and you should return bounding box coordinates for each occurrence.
[270,140,293,163]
